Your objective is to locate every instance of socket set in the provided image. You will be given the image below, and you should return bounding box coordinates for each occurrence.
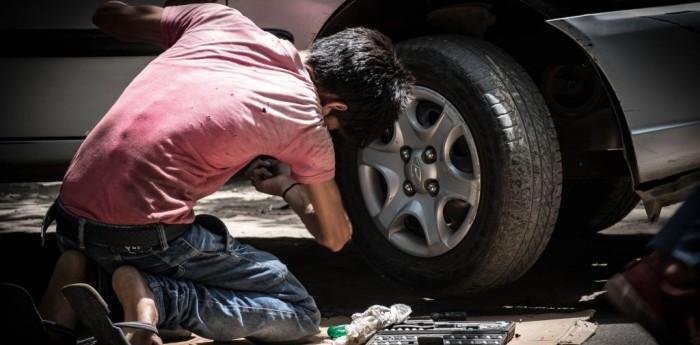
[366,319,516,345]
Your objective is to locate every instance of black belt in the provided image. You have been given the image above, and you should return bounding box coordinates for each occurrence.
[48,200,190,247]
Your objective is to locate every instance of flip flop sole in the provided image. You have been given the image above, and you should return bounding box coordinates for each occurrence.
[63,283,159,345]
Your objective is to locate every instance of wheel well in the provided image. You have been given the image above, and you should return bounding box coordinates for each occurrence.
[318,0,633,180]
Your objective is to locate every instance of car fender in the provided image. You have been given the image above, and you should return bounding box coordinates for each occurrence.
[546,3,700,189]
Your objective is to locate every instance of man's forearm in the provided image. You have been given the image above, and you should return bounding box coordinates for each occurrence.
[282,183,326,243]
[244,158,351,251]
[92,1,163,45]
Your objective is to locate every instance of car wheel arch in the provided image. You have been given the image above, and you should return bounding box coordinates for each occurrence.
[315,0,635,183]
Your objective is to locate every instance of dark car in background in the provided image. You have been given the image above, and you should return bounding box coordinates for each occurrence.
[2,0,699,296]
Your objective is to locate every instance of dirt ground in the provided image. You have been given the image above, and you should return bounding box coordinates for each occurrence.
[0,177,675,237]
[0,179,682,344]
[0,178,305,237]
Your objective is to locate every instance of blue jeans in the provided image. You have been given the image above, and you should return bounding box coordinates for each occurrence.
[648,185,700,268]
[56,216,320,343]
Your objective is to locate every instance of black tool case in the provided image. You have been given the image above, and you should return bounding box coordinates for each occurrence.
[366,319,516,345]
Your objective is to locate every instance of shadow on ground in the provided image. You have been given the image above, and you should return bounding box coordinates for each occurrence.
[0,229,653,324]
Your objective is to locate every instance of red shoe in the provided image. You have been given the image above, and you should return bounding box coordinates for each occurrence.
[605,255,700,345]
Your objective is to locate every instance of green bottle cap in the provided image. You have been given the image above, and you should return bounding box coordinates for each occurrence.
[327,324,348,338]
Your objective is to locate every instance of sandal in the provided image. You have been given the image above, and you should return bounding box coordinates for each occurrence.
[62,283,159,345]
[0,282,76,345]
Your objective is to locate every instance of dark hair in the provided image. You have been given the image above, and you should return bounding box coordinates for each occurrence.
[307,27,414,148]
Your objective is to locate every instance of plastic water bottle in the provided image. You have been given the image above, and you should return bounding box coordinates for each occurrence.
[327,324,348,338]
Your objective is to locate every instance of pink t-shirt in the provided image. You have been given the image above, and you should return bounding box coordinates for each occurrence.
[59,4,334,225]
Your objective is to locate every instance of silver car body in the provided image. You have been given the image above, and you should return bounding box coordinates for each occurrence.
[1,2,158,168]
[548,3,700,184]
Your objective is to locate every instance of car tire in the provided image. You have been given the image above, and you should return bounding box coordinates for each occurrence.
[554,177,640,235]
[335,35,562,295]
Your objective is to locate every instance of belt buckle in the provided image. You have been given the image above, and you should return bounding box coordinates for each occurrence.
[111,245,153,254]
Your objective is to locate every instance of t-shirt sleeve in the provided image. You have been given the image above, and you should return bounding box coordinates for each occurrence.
[282,125,336,184]
[161,5,196,48]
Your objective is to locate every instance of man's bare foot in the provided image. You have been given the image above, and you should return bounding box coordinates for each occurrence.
[112,265,163,345]
[127,328,164,345]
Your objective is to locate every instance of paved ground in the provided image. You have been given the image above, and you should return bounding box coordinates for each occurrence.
[0,179,682,344]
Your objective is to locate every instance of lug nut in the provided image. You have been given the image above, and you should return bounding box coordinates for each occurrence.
[426,180,439,196]
[403,181,416,196]
[423,146,437,163]
[400,146,412,162]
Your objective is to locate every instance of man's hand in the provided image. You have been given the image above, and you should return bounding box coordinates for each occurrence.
[244,158,296,197]
[244,157,352,252]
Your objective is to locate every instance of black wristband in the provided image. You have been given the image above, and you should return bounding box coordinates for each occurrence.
[281,182,301,201]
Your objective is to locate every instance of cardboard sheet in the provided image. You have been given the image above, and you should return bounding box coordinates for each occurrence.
[166,309,597,345]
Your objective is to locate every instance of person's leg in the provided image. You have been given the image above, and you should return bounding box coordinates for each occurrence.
[648,185,700,289]
[605,185,700,345]
[649,185,700,270]
[39,249,97,334]
[110,220,320,342]
[142,272,320,343]
[111,265,163,345]
[177,220,321,342]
